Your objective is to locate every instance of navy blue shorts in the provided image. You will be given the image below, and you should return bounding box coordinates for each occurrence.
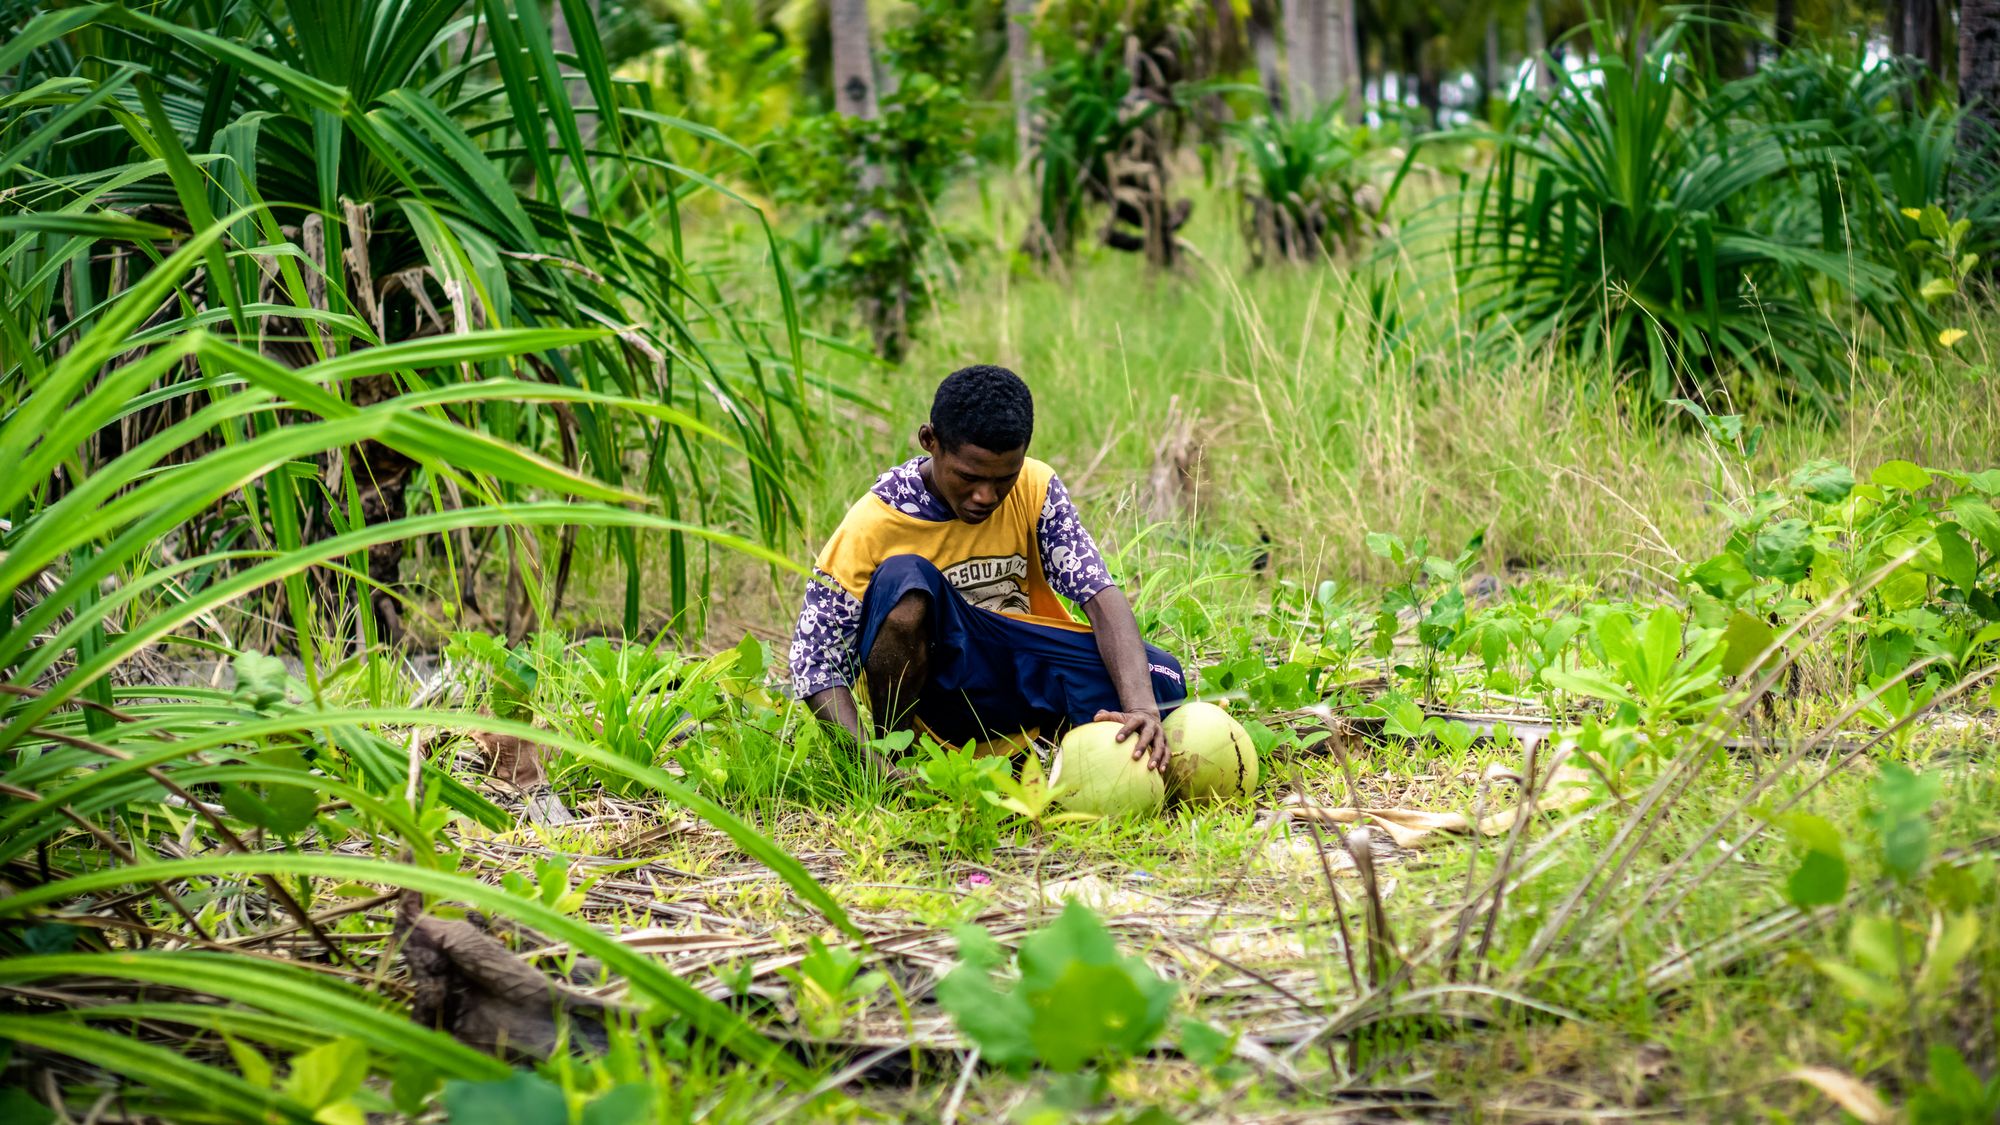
[856,555,1187,747]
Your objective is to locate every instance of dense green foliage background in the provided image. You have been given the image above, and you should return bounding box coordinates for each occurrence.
[4,1,2000,1121]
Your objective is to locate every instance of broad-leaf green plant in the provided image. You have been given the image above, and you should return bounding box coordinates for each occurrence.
[937,901,1176,1111]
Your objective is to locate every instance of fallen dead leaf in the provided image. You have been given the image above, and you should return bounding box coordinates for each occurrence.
[1789,1066,1889,1124]
[1039,874,1158,914]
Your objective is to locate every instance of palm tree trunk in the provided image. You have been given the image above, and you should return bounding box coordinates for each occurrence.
[1482,14,1502,114]
[1526,0,1551,90]
[1916,0,1943,86]
[1331,0,1360,121]
[1398,24,1419,117]
[1282,0,1309,110]
[1280,0,1328,107]
[830,0,878,119]
[1250,0,1284,113]
[1008,0,1036,163]
[1963,0,2000,184]
[1892,0,1946,83]
[1284,0,1354,118]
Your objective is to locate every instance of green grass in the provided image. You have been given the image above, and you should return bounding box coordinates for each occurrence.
[405,179,2000,1120]
[9,85,2000,1118]
[711,180,2000,635]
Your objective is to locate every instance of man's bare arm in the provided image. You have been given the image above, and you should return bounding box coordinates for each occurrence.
[806,684,907,778]
[1082,585,1170,770]
[806,684,863,741]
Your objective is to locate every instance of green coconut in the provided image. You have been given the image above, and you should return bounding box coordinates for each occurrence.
[1163,701,1259,803]
[1053,721,1165,819]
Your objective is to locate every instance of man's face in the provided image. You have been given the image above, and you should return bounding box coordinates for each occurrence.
[919,425,1025,524]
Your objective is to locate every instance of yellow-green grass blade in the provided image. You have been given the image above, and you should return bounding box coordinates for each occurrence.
[0,709,854,947]
[0,853,816,1085]
[0,953,509,1081]
[0,1013,315,1122]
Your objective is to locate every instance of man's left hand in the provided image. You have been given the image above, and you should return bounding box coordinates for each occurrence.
[1095,709,1169,772]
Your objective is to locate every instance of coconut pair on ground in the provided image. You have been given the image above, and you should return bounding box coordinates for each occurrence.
[1052,701,1258,818]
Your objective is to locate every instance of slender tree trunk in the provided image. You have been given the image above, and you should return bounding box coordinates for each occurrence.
[1250,0,1284,112]
[829,0,900,354]
[1527,0,1551,90]
[1416,29,1442,125]
[1482,14,1502,113]
[1008,0,1035,163]
[1290,0,1356,116]
[1331,0,1360,121]
[1774,0,1797,51]
[829,0,878,118]
[1894,0,1944,86]
[1355,15,1369,108]
[1917,0,1943,85]
[1962,0,2000,184]
[1305,0,1331,105]
[1209,0,1242,75]
[1399,23,1420,118]
[1283,0,1310,111]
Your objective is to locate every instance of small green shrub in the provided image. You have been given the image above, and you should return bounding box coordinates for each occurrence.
[767,0,975,359]
[938,901,1175,1113]
[1440,19,1920,405]
[1026,0,1213,265]
[902,736,1011,859]
[1741,46,2000,290]
[1229,101,1386,264]
[776,937,891,1040]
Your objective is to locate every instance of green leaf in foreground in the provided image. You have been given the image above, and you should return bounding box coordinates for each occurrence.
[1686,551,1754,600]
[1935,524,1978,592]
[232,651,290,710]
[937,901,1175,1075]
[1746,518,1815,583]
[1950,496,2000,554]
[441,1070,567,1125]
[1790,459,1856,504]
[1786,848,1850,908]
[1867,763,1943,882]
[1720,611,1777,678]
[0,1088,55,1125]
[1778,812,1848,909]
[1872,459,1934,491]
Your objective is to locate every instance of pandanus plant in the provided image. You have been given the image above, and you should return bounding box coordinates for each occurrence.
[0,2,865,1115]
[1442,19,1922,407]
[3,0,810,642]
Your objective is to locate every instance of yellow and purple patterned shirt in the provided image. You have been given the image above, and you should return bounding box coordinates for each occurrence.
[787,456,1113,698]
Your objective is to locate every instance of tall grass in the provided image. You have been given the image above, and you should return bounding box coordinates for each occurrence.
[0,211,861,1111]
[772,183,2000,629]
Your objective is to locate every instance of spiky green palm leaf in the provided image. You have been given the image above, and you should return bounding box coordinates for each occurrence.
[1432,19,1923,404]
[2,0,810,631]
[0,225,846,1115]
[1,10,851,1112]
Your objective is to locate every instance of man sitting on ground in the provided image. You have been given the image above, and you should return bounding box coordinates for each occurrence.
[789,364,1186,772]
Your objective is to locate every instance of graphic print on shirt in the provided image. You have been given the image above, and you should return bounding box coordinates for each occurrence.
[938,554,1032,614]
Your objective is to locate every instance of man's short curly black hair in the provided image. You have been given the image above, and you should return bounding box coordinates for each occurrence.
[930,364,1033,452]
